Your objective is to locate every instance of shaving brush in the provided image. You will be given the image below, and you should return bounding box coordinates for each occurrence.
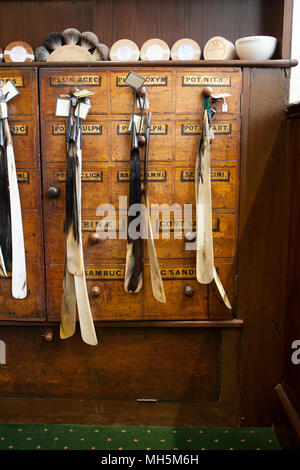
[93,43,110,61]
[62,28,81,45]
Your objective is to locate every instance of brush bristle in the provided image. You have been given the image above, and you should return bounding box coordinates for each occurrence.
[35,46,50,61]
[80,31,99,50]
[0,146,12,271]
[44,32,63,51]
[66,141,79,243]
[62,28,81,45]
[93,43,110,61]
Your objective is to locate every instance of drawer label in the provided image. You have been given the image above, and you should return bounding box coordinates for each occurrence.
[56,171,103,182]
[0,77,24,88]
[181,123,232,135]
[116,75,168,87]
[182,75,231,86]
[17,171,30,183]
[157,217,220,233]
[160,267,196,280]
[85,267,125,280]
[82,218,126,234]
[11,125,28,136]
[50,75,101,87]
[117,170,167,182]
[52,124,103,135]
[180,169,231,182]
[117,122,168,135]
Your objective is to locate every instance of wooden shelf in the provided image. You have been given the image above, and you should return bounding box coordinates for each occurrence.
[0,59,297,68]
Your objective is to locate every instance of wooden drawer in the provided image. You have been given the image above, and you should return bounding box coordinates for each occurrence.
[110,70,175,114]
[41,118,109,163]
[174,165,239,208]
[175,68,242,115]
[10,116,40,168]
[44,163,109,209]
[110,117,174,162]
[175,116,240,163]
[39,69,108,115]
[0,68,38,116]
[0,263,45,321]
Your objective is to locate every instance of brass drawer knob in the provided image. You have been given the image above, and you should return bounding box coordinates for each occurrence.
[138,135,146,146]
[183,285,195,297]
[136,86,147,98]
[47,186,60,198]
[89,232,102,244]
[91,286,101,298]
[42,329,54,342]
[203,86,213,97]
[184,231,196,242]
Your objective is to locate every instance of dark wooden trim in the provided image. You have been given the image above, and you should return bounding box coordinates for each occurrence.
[274,384,300,449]
[0,397,239,427]
[0,319,244,328]
[0,60,297,69]
[282,0,294,59]
[286,101,300,118]
[238,68,290,426]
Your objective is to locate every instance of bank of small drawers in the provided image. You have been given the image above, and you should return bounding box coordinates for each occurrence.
[0,68,45,321]
[40,67,241,321]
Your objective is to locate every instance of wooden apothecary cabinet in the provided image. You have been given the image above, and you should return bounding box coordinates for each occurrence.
[0,0,295,429]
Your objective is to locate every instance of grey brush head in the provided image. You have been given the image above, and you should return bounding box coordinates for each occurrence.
[93,43,110,61]
[62,28,81,45]
[44,32,63,50]
[81,31,99,50]
[35,46,50,61]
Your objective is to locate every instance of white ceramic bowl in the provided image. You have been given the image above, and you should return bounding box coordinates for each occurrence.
[235,36,277,60]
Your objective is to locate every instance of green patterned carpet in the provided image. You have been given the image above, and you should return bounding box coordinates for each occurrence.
[0,424,280,450]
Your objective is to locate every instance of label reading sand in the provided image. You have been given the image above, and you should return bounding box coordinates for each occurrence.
[52,124,103,135]
[182,75,231,86]
[50,75,101,87]
[17,171,29,183]
[160,267,196,280]
[181,123,231,135]
[0,77,24,88]
[181,169,230,182]
[117,122,168,135]
[116,75,168,87]
[85,267,125,280]
[11,125,28,135]
[56,171,103,182]
[117,169,167,182]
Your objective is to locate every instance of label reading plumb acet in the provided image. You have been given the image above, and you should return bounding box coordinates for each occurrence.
[17,171,30,183]
[182,75,231,86]
[116,75,168,87]
[117,122,168,135]
[85,267,125,281]
[50,75,101,87]
[52,124,103,135]
[181,123,232,135]
[56,171,103,182]
[180,169,231,182]
[117,170,167,182]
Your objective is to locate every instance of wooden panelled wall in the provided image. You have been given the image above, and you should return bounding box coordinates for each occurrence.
[274,102,300,449]
[0,0,292,58]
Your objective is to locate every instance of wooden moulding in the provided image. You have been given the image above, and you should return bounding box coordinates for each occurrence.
[274,384,300,449]
[0,319,244,327]
[0,60,297,69]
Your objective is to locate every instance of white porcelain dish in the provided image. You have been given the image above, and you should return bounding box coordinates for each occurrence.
[235,36,277,60]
